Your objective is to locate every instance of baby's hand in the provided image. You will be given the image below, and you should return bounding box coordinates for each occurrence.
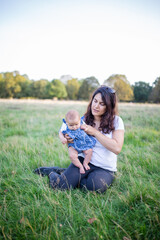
[83,161,90,171]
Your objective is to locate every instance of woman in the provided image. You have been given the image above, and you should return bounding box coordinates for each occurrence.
[34,86,124,193]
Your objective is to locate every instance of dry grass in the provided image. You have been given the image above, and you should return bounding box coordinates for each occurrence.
[0,99,159,107]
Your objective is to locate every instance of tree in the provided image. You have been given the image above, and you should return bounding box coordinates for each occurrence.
[66,78,80,100]
[0,71,33,98]
[103,74,133,101]
[13,74,32,98]
[149,77,160,103]
[133,81,152,102]
[78,77,100,100]
[31,79,49,99]
[0,73,5,98]
[2,72,15,98]
[19,77,32,98]
[47,79,67,99]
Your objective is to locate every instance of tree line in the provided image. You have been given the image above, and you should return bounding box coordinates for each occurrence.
[0,71,159,102]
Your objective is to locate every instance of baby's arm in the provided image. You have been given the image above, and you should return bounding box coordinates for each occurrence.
[59,131,67,144]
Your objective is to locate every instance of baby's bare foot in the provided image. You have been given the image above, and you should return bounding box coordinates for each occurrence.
[83,162,90,171]
[80,166,85,174]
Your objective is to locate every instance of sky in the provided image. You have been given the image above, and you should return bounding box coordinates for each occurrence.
[0,0,160,85]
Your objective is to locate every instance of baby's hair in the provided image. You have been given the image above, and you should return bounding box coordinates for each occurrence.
[65,110,80,122]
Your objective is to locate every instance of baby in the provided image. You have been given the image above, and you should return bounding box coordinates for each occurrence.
[59,110,96,174]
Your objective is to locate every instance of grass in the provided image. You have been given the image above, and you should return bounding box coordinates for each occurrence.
[0,101,160,240]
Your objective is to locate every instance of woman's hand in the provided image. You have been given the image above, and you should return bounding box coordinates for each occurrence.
[81,124,96,136]
[64,134,74,143]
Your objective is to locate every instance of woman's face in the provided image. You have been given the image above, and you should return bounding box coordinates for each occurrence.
[91,93,106,118]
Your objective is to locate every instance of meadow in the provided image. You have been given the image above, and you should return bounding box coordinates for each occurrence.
[0,100,160,240]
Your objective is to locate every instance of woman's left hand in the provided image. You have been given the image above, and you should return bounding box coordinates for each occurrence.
[81,124,96,136]
[64,134,74,143]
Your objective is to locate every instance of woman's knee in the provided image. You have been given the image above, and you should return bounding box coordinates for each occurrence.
[85,171,114,193]
[86,179,107,193]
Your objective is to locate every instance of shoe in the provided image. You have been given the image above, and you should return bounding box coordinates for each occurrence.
[34,166,66,176]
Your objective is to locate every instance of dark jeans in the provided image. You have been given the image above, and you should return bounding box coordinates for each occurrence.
[50,157,115,193]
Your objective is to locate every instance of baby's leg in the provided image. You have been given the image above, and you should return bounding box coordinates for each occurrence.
[68,147,85,174]
[83,149,93,170]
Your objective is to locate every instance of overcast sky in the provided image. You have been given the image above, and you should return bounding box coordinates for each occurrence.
[0,0,160,85]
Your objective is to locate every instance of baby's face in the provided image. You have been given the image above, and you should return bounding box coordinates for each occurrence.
[66,116,80,130]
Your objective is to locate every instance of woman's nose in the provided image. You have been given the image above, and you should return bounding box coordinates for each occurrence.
[95,102,99,108]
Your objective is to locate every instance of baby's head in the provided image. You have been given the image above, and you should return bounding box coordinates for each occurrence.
[65,110,81,130]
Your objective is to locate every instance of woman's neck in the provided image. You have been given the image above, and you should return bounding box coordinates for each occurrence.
[93,116,101,129]
[94,116,101,122]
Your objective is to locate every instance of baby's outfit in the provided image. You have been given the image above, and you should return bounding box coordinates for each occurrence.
[62,119,96,152]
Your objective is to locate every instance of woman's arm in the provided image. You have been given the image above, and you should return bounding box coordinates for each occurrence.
[59,131,67,144]
[94,129,124,155]
[81,124,124,155]
[59,121,73,143]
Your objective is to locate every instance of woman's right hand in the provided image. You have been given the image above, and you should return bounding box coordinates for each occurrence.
[81,124,97,136]
[64,134,74,143]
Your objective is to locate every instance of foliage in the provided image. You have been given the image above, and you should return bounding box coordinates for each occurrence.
[78,76,100,100]
[133,81,152,102]
[114,79,134,102]
[66,78,80,100]
[149,77,160,103]
[0,102,160,239]
[0,71,160,102]
[103,74,134,101]
[0,72,15,98]
[31,79,49,99]
[48,79,67,99]
[0,72,33,98]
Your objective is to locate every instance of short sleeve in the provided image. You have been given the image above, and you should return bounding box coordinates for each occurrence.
[81,116,86,124]
[59,122,67,132]
[114,116,124,130]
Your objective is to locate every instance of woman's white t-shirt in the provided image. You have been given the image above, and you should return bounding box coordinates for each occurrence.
[60,115,124,172]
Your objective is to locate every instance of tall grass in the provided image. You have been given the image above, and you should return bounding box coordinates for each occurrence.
[0,101,160,240]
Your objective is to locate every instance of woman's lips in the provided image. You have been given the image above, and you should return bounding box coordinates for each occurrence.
[93,109,99,113]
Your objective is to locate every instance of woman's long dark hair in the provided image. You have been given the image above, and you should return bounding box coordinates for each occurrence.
[84,86,118,134]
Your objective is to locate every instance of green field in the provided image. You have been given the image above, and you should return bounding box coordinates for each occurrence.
[0,100,160,240]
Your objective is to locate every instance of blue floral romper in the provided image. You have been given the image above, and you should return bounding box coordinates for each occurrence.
[62,119,96,153]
